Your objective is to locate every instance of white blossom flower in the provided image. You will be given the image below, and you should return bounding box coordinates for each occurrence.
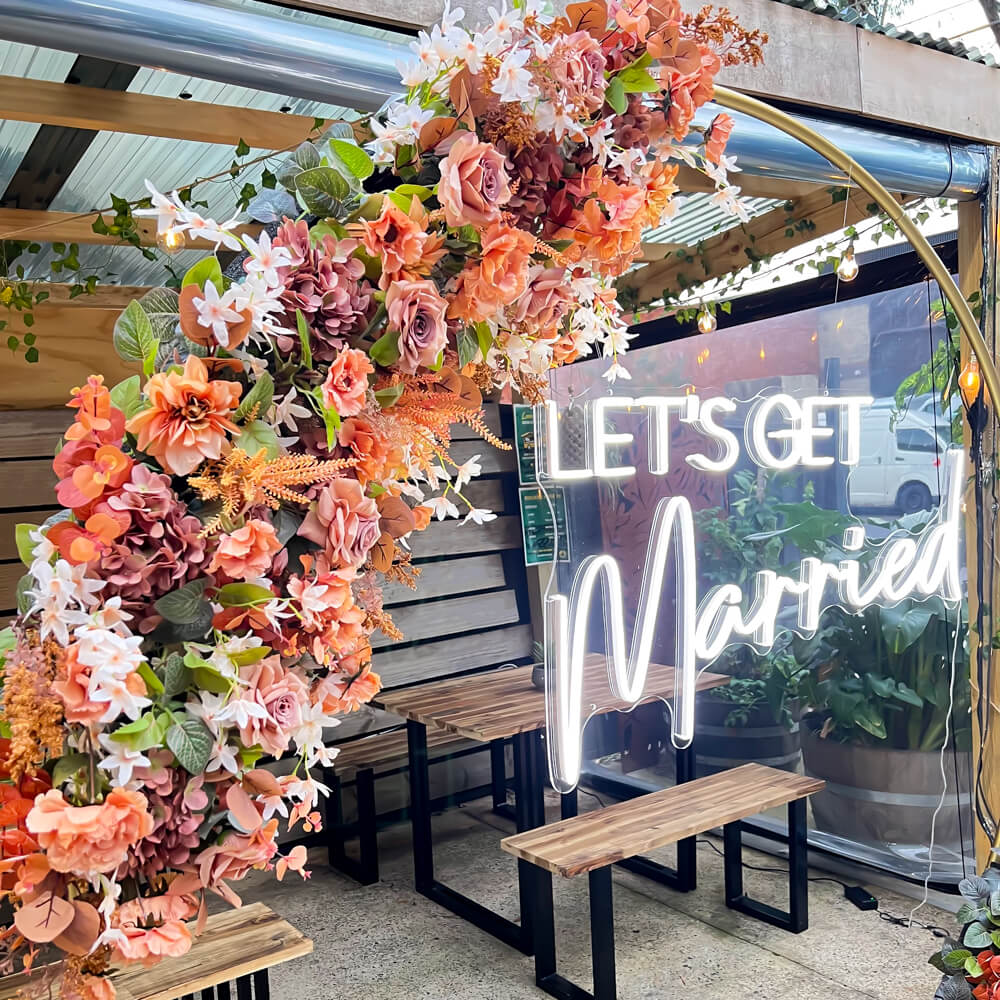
[192,282,245,348]
[242,230,294,288]
[493,48,539,104]
[91,674,152,723]
[97,735,150,786]
[214,697,269,731]
[425,495,460,520]
[453,454,482,489]
[133,180,186,234]
[710,185,750,222]
[603,361,632,383]
[463,507,497,526]
[704,152,740,186]
[207,740,240,775]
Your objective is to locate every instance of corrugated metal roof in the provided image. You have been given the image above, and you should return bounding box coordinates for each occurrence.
[774,0,998,67]
[644,192,783,247]
[14,6,412,287]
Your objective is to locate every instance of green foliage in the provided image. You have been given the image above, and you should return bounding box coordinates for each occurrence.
[113,300,159,377]
[695,471,850,728]
[236,420,280,459]
[166,716,214,774]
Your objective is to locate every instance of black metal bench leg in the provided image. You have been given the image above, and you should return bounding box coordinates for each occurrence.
[235,975,252,1000]
[407,720,434,892]
[532,866,600,1000]
[252,970,269,1000]
[589,866,617,1000]
[356,767,379,885]
[491,738,508,811]
[560,788,578,820]
[325,768,379,885]
[723,800,809,933]
[675,744,697,891]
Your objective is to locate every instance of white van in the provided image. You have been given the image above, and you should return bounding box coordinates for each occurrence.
[848,403,951,514]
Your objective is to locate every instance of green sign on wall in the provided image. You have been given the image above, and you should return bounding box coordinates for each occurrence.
[518,485,569,566]
[513,403,537,485]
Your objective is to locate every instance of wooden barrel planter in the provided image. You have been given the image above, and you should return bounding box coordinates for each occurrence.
[801,715,972,852]
[694,693,801,777]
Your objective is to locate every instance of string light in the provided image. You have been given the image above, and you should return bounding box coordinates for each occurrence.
[697,308,717,334]
[960,352,984,407]
[836,243,859,282]
[156,228,185,254]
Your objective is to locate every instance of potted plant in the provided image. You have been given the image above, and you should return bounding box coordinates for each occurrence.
[799,587,971,858]
[693,471,852,774]
[930,869,1000,998]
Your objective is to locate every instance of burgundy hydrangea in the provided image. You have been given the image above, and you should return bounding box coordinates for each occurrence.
[272,218,374,363]
[505,143,564,229]
[96,465,209,624]
[119,752,210,878]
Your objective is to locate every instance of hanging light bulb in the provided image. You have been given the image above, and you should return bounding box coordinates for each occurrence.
[836,243,859,282]
[960,352,984,407]
[156,227,185,254]
[697,308,716,334]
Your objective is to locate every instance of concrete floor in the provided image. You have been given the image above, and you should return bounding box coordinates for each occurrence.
[238,792,953,1000]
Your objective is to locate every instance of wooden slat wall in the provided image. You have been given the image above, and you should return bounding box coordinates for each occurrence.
[0,410,67,618]
[0,405,535,738]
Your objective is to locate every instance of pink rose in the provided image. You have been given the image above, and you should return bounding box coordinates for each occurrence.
[509,266,572,337]
[551,32,607,114]
[437,132,512,229]
[321,348,373,417]
[385,279,448,374]
[298,478,381,568]
[239,656,310,756]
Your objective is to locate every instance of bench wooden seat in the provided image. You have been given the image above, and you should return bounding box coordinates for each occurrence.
[0,903,311,1000]
[331,726,467,780]
[501,764,824,1000]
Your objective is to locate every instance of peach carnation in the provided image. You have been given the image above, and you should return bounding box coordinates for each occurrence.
[437,132,512,229]
[113,920,192,967]
[209,518,282,581]
[298,478,380,569]
[127,355,241,476]
[357,197,445,289]
[26,787,154,877]
[449,223,535,323]
[320,348,373,417]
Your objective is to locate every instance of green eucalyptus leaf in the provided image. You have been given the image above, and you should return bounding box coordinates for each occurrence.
[162,652,190,699]
[154,578,211,625]
[369,329,401,368]
[605,76,627,114]
[457,326,479,368]
[296,309,312,370]
[215,582,276,607]
[235,372,274,422]
[182,256,224,292]
[328,138,373,180]
[113,300,159,374]
[964,922,993,949]
[51,752,89,787]
[295,166,352,216]
[374,384,404,409]
[166,717,214,774]
[14,523,39,566]
[136,661,164,696]
[109,375,144,419]
[236,420,280,460]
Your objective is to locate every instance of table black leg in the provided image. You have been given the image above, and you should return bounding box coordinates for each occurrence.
[788,798,808,932]
[560,789,578,820]
[491,739,508,810]
[589,867,617,1000]
[252,970,269,1000]
[407,719,434,891]
[407,720,534,954]
[674,743,697,891]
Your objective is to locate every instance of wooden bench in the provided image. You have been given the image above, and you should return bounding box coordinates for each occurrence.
[0,903,311,1000]
[501,764,824,1000]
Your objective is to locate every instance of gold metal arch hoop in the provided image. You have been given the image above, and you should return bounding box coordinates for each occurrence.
[713,85,997,404]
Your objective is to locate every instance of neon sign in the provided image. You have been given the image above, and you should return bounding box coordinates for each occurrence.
[536,395,965,793]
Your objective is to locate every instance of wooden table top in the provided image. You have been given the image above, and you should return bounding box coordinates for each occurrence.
[374,654,729,743]
[0,903,312,1000]
[501,763,825,878]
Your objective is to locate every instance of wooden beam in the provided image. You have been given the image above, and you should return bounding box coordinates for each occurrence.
[0,75,319,150]
[0,208,262,248]
[0,308,136,410]
[622,187,897,304]
[40,284,150,309]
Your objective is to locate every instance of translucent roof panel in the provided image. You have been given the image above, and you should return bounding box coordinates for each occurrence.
[0,42,77,192]
[644,192,784,248]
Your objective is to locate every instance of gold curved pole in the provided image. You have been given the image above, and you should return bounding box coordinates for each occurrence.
[713,85,996,405]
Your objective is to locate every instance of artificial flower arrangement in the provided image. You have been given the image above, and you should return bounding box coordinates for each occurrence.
[0,1,762,996]
[931,870,1000,999]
